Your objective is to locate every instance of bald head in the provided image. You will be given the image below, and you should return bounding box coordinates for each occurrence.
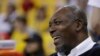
[51,5,87,32]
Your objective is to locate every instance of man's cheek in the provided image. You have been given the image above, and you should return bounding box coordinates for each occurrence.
[57,25,65,29]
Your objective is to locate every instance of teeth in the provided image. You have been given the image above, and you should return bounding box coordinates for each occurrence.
[53,37,59,40]
[54,37,57,38]
[53,37,56,39]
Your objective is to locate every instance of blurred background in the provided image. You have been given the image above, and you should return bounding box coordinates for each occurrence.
[0,0,91,56]
[0,0,66,56]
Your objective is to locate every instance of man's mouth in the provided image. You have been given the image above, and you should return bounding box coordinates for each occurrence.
[53,36,61,45]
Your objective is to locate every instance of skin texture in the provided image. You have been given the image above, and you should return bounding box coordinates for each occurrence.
[49,5,88,55]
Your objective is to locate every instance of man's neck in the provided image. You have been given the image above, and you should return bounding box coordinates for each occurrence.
[58,44,73,56]
[77,32,88,44]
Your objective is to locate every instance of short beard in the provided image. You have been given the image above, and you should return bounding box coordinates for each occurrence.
[56,44,73,55]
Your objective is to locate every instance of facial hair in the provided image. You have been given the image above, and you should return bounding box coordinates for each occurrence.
[57,44,73,55]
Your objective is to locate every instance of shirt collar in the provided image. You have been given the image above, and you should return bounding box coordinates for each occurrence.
[57,52,66,56]
[68,36,96,56]
[57,36,96,56]
[57,52,62,56]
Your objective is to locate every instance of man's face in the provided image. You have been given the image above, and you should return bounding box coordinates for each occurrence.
[14,21,25,30]
[49,8,78,52]
[7,5,15,14]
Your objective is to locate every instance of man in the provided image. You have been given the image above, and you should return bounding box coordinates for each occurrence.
[49,5,100,56]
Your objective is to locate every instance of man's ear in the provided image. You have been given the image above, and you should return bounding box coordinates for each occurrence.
[75,19,83,32]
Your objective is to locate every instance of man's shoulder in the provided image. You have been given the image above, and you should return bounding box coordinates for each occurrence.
[50,44,100,56]
[80,44,100,56]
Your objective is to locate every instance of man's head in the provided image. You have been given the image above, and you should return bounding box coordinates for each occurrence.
[14,15,27,31]
[7,4,16,14]
[49,5,88,54]
[36,6,47,21]
[24,33,43,55]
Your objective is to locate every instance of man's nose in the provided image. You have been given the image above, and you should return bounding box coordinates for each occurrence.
[49,27,56,35]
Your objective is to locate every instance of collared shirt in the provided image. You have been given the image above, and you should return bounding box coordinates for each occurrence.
[57,52,66,56]
[58,37,96,56]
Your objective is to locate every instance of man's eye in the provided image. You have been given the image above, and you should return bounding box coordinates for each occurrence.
[49,23,51,27]
[54,21,62,25]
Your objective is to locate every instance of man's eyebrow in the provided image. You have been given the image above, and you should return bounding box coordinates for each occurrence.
[49,17,59,25]
[51,16,59,20]
[49,20,51,25]
[52,18,62,23]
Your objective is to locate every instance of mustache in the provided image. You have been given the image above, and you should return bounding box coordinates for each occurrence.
[50,32,63,37]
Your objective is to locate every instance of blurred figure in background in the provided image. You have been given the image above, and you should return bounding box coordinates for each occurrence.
[55,0,66,9]
[0,40,23,56]
[36,6,47,22]
[22,0,34,15]
[0,3,17,40]
[77,0,88,10]
[13,15,34,33]
[12,15,34,53]
[88,0,100,44]
[67,0,88,11]
[6,3,17,23]
[24,33,45,56]
[35,6,56,56]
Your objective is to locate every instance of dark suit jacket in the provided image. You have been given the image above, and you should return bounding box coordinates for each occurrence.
[80,44,100,56]
[51,44,100,56]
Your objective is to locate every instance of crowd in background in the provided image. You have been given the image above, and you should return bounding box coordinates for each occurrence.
[0,0,100,56]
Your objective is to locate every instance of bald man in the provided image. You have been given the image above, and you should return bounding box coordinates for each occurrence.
[49,5,100,56]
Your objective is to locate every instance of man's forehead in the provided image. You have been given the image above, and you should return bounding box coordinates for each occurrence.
[51,15,63,20]
[54,7,72,17]
[51,7,73,21]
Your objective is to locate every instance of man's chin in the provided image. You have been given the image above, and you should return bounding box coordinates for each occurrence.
[55,44,64,52]
[56,45,72,55]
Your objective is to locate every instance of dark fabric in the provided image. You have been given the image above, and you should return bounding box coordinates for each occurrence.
[24,33,42,43]
[52,44,100,56]
[24,33,45,56]
[89,30,100,42]
[79,44,100,56]
[50,53,58,56]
